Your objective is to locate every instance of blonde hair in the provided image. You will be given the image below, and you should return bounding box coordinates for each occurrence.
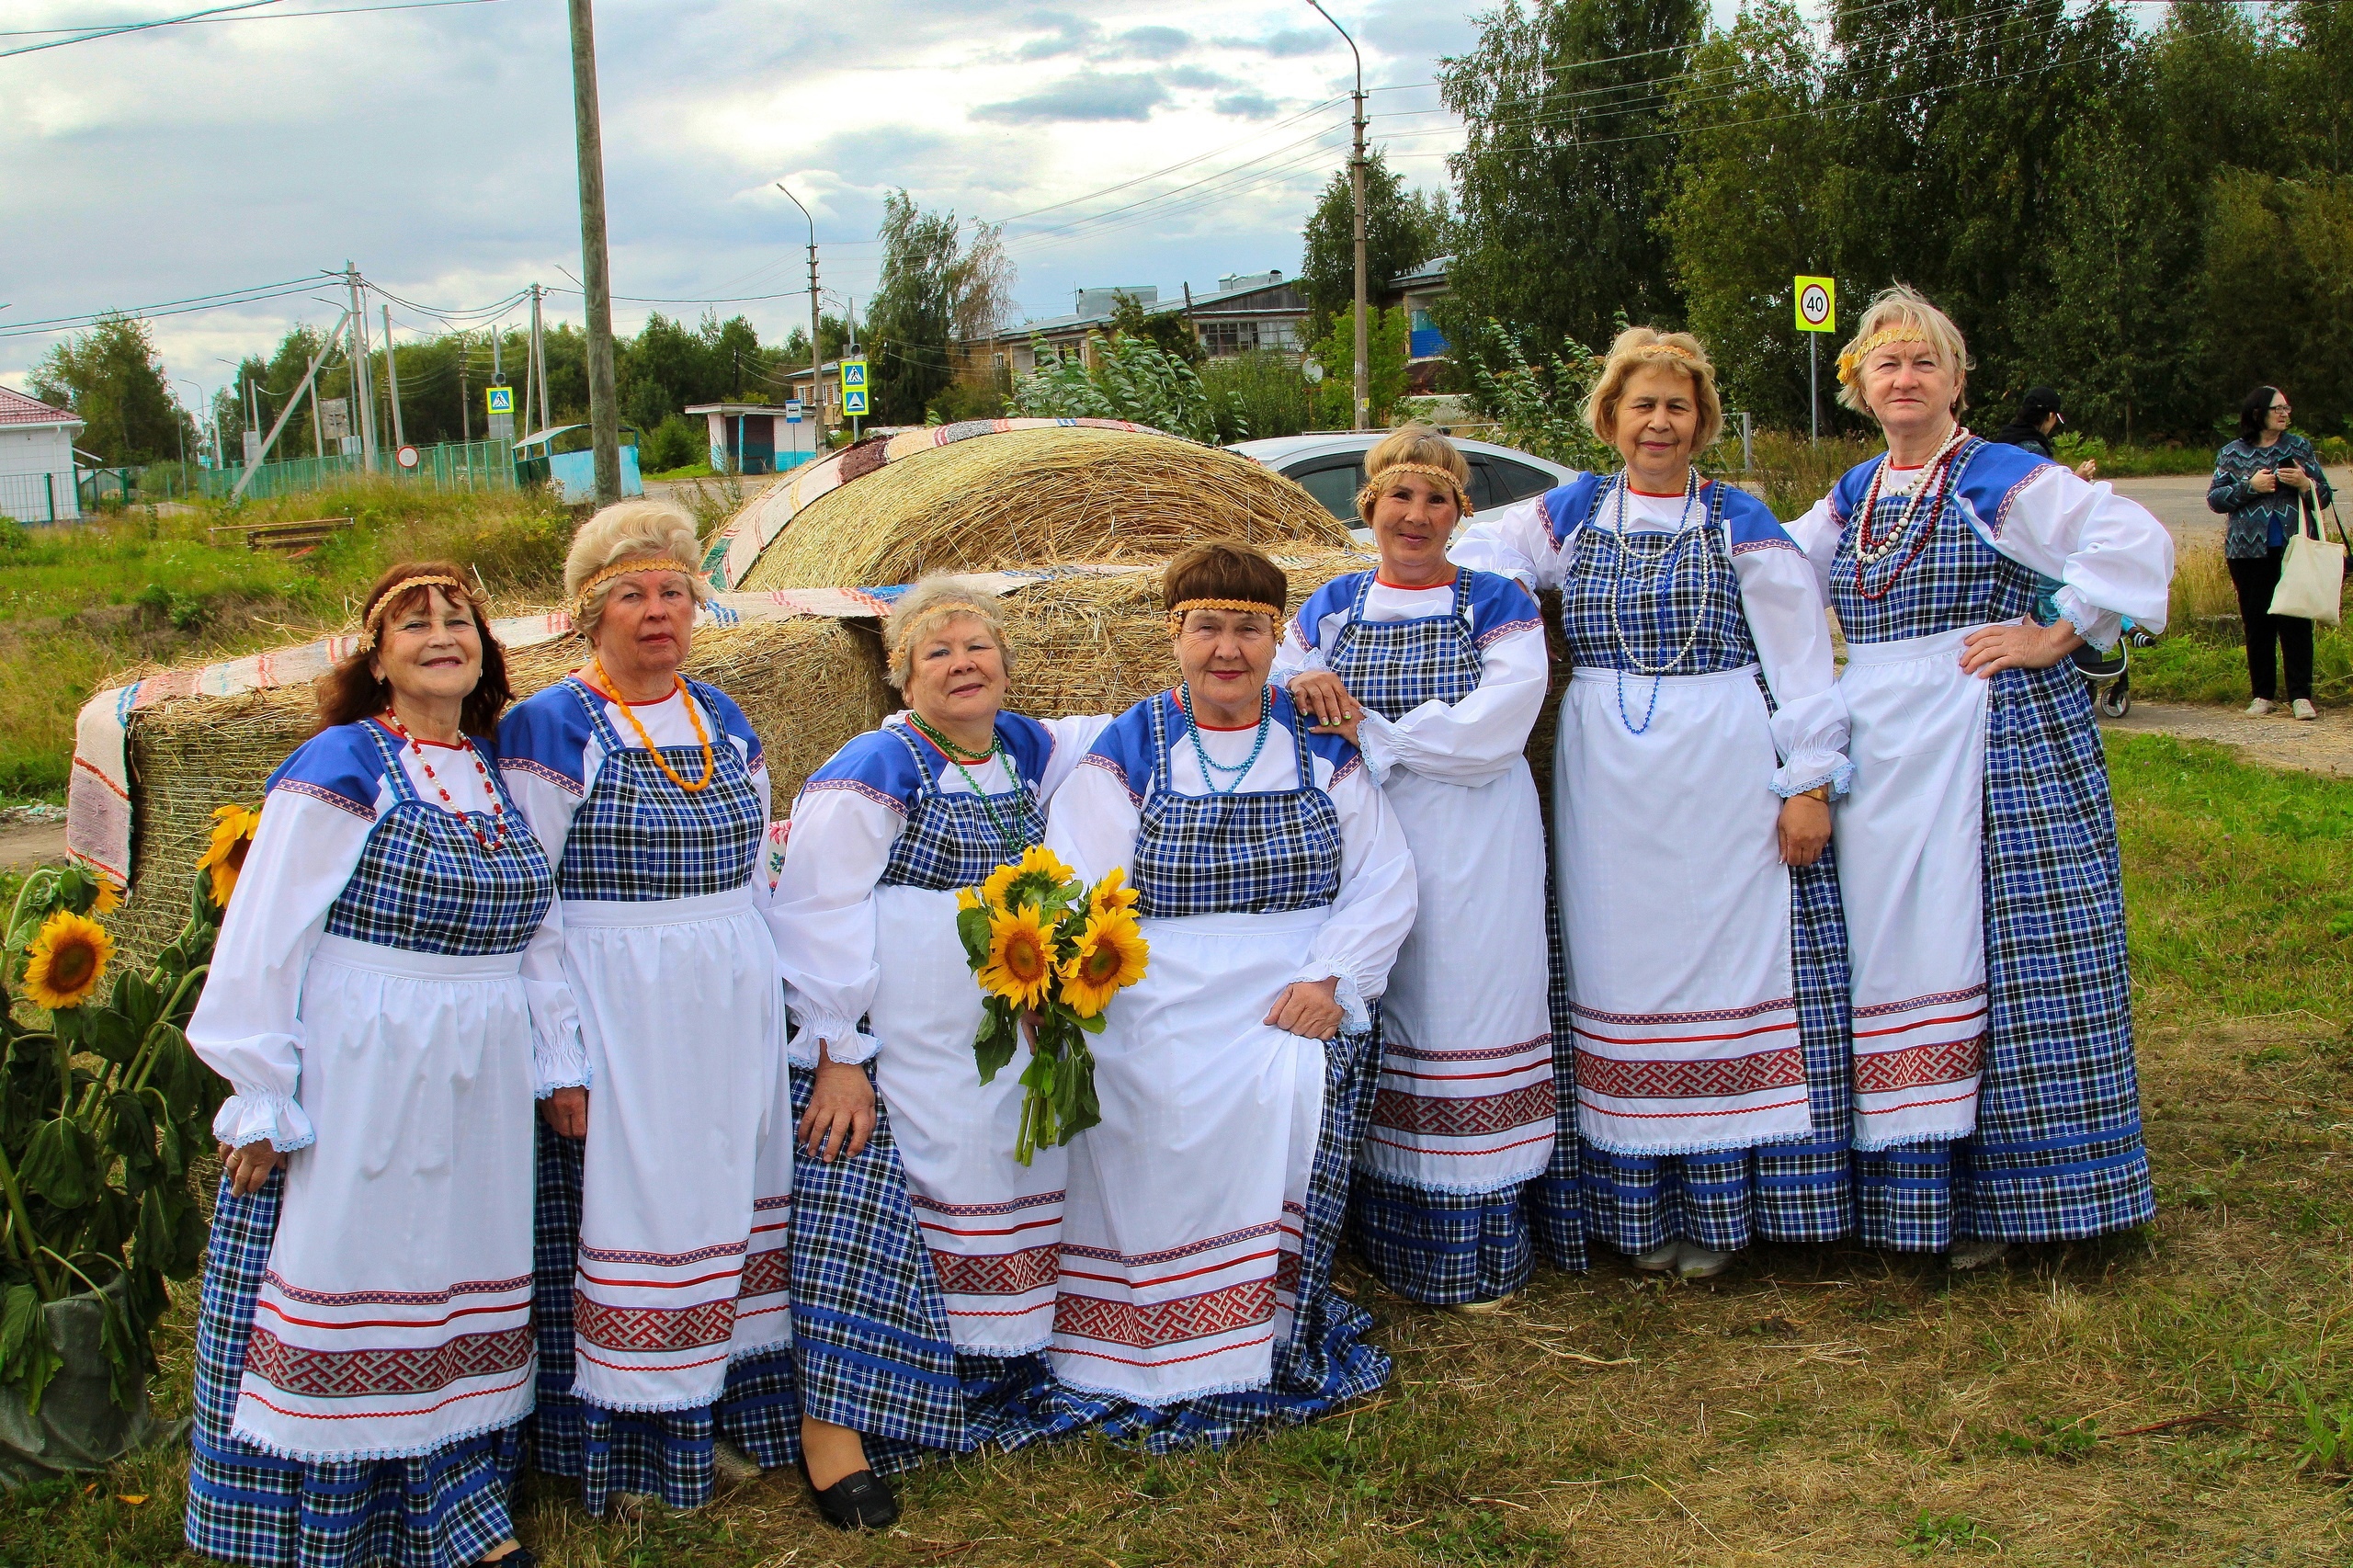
[564,499,710,641]
[1355,423,1472,524]
[1834,284,1973,418]
[1583,327,1724,452]
[885,574,1012,692]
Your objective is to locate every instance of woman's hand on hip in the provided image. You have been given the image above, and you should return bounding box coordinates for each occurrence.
[799,1051,876,1162]
[1777,793,1832,867]
[1289,670,1361,729]
[1266,977,1346,1041]
[218,1140,287,1197]
[540,1086,589,1140]
[1959,619,2083,678]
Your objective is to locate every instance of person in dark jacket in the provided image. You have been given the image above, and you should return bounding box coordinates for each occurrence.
[1991,387,2097,478]
[2209,385,2334,720]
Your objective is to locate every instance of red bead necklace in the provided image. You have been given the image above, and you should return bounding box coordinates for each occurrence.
[1852,429,1969,601]
[379,713,510,852]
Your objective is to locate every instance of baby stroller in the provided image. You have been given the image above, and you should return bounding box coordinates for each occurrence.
[2038,583,2148,719]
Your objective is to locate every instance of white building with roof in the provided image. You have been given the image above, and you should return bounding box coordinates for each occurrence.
[0,387,85,522]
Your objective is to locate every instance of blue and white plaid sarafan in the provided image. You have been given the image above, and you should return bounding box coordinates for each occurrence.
[1324,570,1483,720]
[1829,443,2154,1249]
[879,724,1046,890]
[549,676,765,903]
[322,722,552,955]
[1131,692,1342,918]
[186,1172,525,1568]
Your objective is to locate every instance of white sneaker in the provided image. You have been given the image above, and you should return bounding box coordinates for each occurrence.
[2246,698,2276,716]
[2293,699,2318,721]
[1631,1241,1679,1272]
[1675,1244,1735,1280]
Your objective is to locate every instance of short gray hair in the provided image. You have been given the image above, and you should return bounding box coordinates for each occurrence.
[564,499,709,641]
[884,575,1011,691]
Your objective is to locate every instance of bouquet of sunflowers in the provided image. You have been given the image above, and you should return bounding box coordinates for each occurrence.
[957,846,1148,1165]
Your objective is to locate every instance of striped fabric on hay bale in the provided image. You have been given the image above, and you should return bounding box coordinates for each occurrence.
[737,426,1350,592]
[106,617,892,973]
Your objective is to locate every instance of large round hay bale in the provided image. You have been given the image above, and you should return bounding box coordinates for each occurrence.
[108,618,891,972]
[738,426,1348,590]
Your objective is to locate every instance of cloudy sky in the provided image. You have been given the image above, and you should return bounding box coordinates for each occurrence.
[0,0,1536,405]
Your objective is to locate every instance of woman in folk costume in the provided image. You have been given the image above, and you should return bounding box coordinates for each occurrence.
[1273,426,1556,1311]
[767,580,1109,1528]
[496,501,797,1512]
[1043,543,1415,1442]
[1785,287,2173,1267]
[186,564,551,1568]
[1450,329,1855,1281]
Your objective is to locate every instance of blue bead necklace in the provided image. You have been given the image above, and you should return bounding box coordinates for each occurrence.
[1179,684,1272,795]
[1602,469,1709,736]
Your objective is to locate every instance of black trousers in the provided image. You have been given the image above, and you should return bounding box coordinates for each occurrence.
[2228,545,2314,702]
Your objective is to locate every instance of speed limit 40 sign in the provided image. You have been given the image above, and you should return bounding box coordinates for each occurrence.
[1794,276,1836,334]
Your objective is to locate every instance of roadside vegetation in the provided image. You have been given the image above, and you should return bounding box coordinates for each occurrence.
[0,730,2347,1566]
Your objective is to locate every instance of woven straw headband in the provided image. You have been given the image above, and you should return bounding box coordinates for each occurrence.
[358,575,473,650]
[1836,325,1936,384]
[572,555,698,617]
[1356,461,1475,517]
[891,600,997,654]
[1165,597,1281,628]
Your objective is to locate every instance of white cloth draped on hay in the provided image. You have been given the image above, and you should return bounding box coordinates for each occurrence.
[1043,691,1414,1405]
[1454,483,1849,1158]
[1274,572,1555,1199]
[188,725,545,1462]
[772,708,1109,1357]
[499,681,794,1415]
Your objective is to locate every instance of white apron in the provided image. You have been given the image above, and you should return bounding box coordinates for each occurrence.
[1360,763,1554,1192]
[1557,665,1808,1154]
[233,937,536,1460]
[1051,906,1327,1404]
[869,882,1068,1356]
[561,888,791,1413]
[1834,625,1993,1149]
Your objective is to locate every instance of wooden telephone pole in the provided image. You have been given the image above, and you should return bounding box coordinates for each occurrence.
[567,0,621,504]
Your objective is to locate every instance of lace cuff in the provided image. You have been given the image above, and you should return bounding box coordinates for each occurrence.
[211,1091,316,1153]
[2052,585,2124,652]
[1290,963,1373,1034]
[786,1003,869,1068]
[1354,711,1399,787]
[1770,755,1856,801]
[533,1028,593,1099]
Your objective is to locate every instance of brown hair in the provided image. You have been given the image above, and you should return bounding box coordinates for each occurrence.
[315,561,512,738]
[1162,541,1290,621]
[1583,326,1725,452]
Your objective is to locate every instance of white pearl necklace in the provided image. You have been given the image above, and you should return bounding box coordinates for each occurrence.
[1603,468,1712,678]
[1854,425,1968,565]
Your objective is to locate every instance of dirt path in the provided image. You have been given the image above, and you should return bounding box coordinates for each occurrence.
[2102,699,2353,778]
[0,816,68,872]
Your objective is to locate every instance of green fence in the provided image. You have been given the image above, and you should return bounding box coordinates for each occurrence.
[201,439,517,503]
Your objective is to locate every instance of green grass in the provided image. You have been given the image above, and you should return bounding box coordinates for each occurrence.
[2,730,2348,1565]
[0,483,572,801]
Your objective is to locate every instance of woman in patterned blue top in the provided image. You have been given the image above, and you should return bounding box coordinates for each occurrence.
[2208,384,2334,719]
[187,563,551,1568]
[497,502,799,1516]
[768,579,1110,1527]
[1275,426,1558,1311]
[1787,286,2175,1269]
[1453,329,1855,1283]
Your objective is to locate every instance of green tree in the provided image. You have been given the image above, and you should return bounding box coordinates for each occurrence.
[1200,350,1315,444]
[31,314,190,466]
[867,191,1017,424]
[1108,291,1202,364]
[1011,333,1225,442]
[1438,0,1702,369]
[1308,307,1412,429]
[1298,150,1450,339]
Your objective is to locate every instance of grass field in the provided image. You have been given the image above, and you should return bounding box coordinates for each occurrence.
[4,729,2347,1566]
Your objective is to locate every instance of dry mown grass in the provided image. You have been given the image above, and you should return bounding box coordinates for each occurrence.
[13,738,2350,1568]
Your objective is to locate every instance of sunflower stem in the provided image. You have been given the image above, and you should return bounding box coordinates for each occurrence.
[0,1142,53,1296]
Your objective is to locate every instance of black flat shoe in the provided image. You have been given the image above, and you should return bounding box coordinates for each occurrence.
[806,1466,899,1530]
[475,1549,536,1568]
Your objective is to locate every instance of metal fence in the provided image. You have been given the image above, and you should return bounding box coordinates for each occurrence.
[0,472,75,523]
[200,439,517,503]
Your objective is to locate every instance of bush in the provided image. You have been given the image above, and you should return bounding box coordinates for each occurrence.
[928,379,1009,425]
[1200,352,1314,445]
[642,415,705,474]
[1011,334,1225,443]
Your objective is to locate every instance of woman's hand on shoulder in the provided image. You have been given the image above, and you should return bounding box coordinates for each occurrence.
[1290,670,1363,744]
[1266,977,1345,1041]
[799,1051,876,1162]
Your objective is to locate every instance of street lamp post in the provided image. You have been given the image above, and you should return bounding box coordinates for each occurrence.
[170,377,203,492]
[1307,0,1370,433]
[776,181,828,451]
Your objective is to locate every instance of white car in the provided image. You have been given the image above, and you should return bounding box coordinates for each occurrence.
[1229,432,1574,531]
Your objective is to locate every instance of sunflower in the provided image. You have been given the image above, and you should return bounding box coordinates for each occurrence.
[978,861,1022,913]
[22,910,113,1011]
[197,803,262,907]
[1086,866,1140,923]
[91,879,122,915]
[1058,912,1148,1018]
[956,886,983,913]
[977,903,1057,1011]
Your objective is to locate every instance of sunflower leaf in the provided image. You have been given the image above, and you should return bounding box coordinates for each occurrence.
[956,905,993,967]
[82,1009,139,1067]
[19,1119,97,1210]
[0,1285,59,1417]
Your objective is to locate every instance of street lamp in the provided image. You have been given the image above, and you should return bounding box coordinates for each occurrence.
[776,180,828,449]
[170,377,203,486]
[1306,0,1370,433]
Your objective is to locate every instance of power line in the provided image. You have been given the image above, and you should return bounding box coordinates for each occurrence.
[0,0,506,49]
[0,1,285,59]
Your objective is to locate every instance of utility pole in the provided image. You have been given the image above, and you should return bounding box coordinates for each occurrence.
[777,181,827,449]
[1308,3,1370,432]
[307,353,324,459]
[531,282,551,439]
[345,263,379,469]
[381,305,407,449]
[567,0,621,504]
[460,353,471,445]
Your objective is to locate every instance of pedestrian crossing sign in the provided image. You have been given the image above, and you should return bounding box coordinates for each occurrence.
[841,357,869,415]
